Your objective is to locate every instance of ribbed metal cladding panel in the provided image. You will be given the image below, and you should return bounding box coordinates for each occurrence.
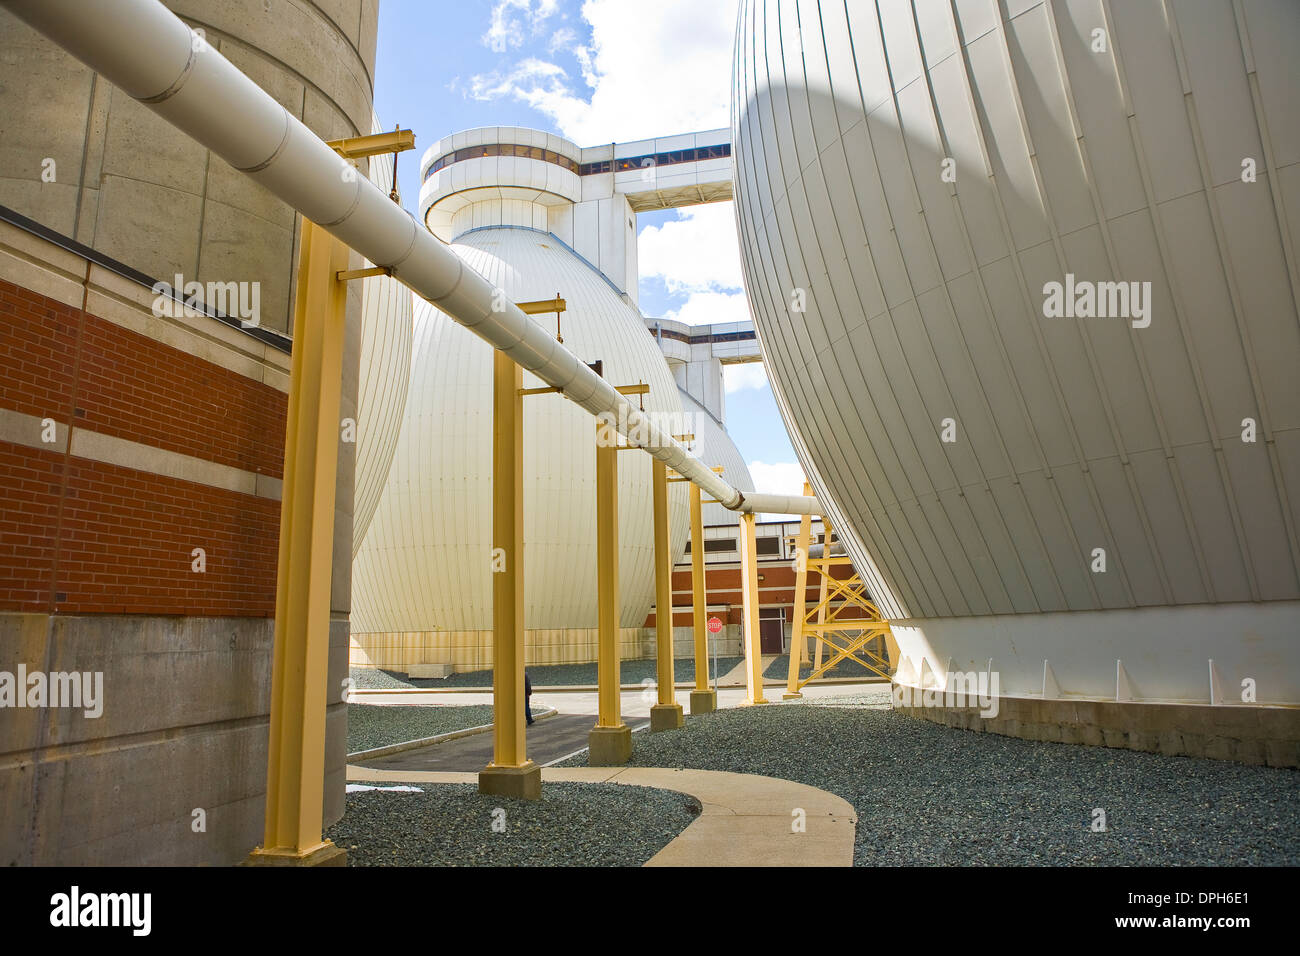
[733,0,1300,622]
[353,122,414,555]
[352,226,688,633]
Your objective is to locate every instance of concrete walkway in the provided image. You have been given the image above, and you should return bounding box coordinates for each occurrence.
[347,763,857,867]
[349,679,888,711]
[715,655,773,686]
[352,713,646,772]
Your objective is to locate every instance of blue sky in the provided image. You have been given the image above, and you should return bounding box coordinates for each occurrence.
[372,0,804,492]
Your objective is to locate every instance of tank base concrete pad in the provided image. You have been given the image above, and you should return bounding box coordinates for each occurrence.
[347,765,856,866]
[894,687,1300,768]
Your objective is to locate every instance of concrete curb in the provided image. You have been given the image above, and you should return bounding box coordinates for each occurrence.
[346,706,557,762]
[345,764,858,867]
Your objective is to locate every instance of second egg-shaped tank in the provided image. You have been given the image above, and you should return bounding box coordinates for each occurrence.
[352,226,688,646]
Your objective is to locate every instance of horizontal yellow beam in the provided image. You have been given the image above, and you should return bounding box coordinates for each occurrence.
[327,129,415,158]
[521,372,644,398]
[801,622,891,633]
[668,464,722,484]
[336,266,390,281]
[516,296,566,315]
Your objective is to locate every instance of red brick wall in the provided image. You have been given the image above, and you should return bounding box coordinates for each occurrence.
[0,441,62,612]
[0,281,78,420]
[74,300,286,478]
[0,277,287,616]
[644,562,869,627]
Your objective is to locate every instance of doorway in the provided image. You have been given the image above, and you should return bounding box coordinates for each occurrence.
[759,608,784,654]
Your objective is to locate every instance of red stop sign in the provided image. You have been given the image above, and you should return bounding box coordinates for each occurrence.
[707,616,723,634]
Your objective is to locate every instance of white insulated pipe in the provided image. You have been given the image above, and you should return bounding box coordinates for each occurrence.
[3,0,819,517]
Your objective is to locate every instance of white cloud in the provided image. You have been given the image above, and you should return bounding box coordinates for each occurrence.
[548,27,577,53]
[471,58,569,102]
[639,203,743,294]
[663,290,751,327]
[723,362,767,393]
[748,460,807,498]
[471,0,739,144]
[483,0,562,53]
[640,202,751,328]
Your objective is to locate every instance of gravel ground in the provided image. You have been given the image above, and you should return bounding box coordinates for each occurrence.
[763,652,884,681]
[349,668,417,690]
[351,657,743,690]
[326,782,699,866]
[560,695,1300,866]
[347,703,494,754]
[803,688,894,708]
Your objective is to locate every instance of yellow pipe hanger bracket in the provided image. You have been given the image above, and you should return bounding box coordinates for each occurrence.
[516,295,566,343]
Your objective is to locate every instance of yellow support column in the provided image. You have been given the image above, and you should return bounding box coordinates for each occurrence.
[813,517,833,674]
[797,488,814,665]
[784,486,814,699]
[479,351,540,799]
[739,511,767,705]
[247,220,349,867]
[688,481,716,714]
[650,460,684,731]
[589,418,632,764]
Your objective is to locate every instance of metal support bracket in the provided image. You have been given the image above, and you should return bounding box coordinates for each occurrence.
[336,266,391,282]
[327,128,416,158]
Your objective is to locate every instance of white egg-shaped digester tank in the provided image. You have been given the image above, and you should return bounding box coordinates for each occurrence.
[353,114,414,556]
[677,389,754,528]
[352,127,688,670]
[733,1,1300,708]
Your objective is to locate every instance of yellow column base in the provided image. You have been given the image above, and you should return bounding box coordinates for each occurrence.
[689,689,717,714]
[649,703,685,732]
[478,761,541,800]
[783,692,804,700]
[244,840,347,867]
[588,724,632,765]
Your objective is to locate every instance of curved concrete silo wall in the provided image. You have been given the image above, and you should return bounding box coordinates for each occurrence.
[733,0,1300,746]
[0,0,377,862]
[0,0,378,335]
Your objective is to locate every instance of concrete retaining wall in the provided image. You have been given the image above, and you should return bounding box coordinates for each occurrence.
[0,613,349,865]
